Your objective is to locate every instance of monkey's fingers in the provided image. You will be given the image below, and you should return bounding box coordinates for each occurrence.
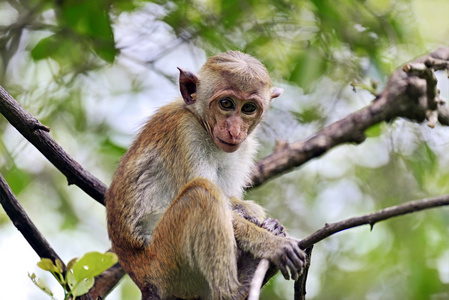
[294,246,306,262]
[278,257,291,280]
[261,218,273,230]
[262,218,287,236]
[288,248,304,268]
[271,219,286,236]
[274,223,286,237]
[286,249,303,281]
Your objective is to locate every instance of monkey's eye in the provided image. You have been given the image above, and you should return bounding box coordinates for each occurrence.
[241,103,257,114]
[219,98,235,110]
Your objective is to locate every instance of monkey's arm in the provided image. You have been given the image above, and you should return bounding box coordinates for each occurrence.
[231,197,287,237]
[232,213,304,280]
[231,197,266,226]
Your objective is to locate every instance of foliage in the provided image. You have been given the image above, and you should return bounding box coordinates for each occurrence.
[29,252,118,300]
[1,0,422,88]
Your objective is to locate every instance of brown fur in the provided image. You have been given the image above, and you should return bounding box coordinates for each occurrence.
[106,51,304,300]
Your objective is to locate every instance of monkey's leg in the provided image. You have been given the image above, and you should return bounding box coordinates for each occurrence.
[234,217,286,293]
[233,215,305,281]
[145,178,246,300]
[232,201,287,290]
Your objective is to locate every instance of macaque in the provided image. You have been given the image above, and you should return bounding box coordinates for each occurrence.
[105,51,305,300]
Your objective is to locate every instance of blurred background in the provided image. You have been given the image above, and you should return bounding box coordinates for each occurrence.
[1,0,449,299]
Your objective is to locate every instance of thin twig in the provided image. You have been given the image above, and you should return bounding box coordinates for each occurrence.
[248,259,270,300]
[298,194,449,249]
[294,246,313,300]
[249,194,449,299]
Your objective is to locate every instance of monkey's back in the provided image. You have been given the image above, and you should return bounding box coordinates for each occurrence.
[106,100,193,247]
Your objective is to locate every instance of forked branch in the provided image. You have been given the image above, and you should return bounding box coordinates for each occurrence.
[251,47,449,188]
[248,195,449,299]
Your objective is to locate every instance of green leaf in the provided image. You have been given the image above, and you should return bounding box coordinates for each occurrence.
[220,0,244,28]
[364,123,384,138]
[100,138,127,158]
[31,34,85,68]
[66,271,76,290]
[30,35,60,61]
[29,273,54,297]
[71,252,118,281]
[291,107,322,124]
[2,165,31,195]
[67,257,78,271]
[37,258,59,273]
[72,278,95,298]
[55,259,64,274]
[59,0,117,63]
[289,47,327,91]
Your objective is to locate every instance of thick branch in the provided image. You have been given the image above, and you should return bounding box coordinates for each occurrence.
[0,172,65,268]
[0,86,114,297]
[0,85,107,204]
[89,262,126,299]
[0,173,97,299]
[251,47,449,187]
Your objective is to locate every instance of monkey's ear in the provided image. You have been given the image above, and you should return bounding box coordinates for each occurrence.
[270,87,284,99]
[178,67,199,105]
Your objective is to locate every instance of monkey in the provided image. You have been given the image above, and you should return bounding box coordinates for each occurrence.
[105,51,305,300]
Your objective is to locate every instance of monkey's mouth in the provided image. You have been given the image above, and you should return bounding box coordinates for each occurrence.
[218,138,238,147]
[216,137,240,153]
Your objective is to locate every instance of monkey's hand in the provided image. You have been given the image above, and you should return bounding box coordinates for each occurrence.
[233,215,305,281]
[261,218,287,237]
[268,237,305,281]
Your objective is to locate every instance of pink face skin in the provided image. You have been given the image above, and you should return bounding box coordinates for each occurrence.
[206,90,266,153]
[177,68,283,153]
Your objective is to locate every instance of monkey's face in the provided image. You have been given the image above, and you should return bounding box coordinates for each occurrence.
[206,92,265,153]
[177,52,284,153]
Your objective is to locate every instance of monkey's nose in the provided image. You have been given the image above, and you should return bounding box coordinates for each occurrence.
[228,128,240,142]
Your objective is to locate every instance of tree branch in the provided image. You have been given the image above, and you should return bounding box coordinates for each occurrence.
[0,87,115,298]
[89,262,126,300]
[0,172,95,299]
[248,259,270,300]
[0,172,65,266]
[292,194,449,299]
[0,85,107,204]
[3,49,449,206]
[297,194,449,249]
[250,47,449,188]
[294,246,313,300]
[248,194,449,299]
[248,247,314,300]
[2,47,449,299]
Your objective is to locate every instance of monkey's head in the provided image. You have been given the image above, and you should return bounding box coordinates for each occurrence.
[178,51,283,153]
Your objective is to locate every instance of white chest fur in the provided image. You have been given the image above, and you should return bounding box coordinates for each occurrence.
[135,117,258,239]
[186,124,258,199]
